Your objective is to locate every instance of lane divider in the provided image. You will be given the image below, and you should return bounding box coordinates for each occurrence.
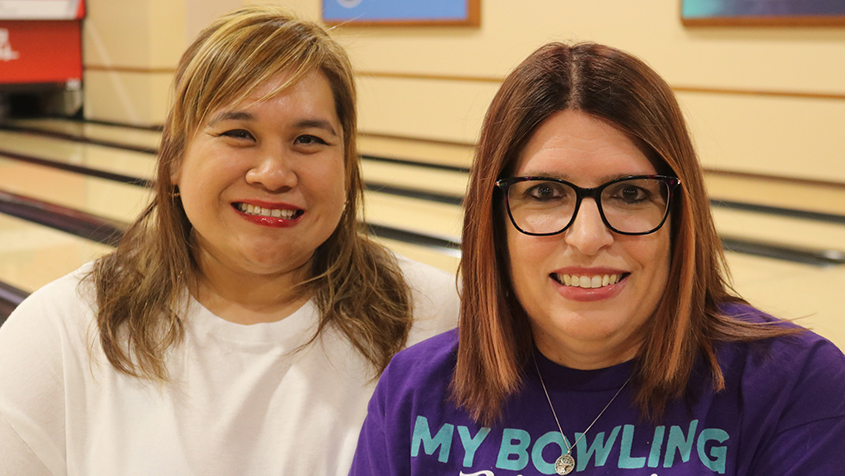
[0,148,152,187]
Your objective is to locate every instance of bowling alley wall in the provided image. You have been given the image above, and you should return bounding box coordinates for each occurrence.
[81,0,845,183]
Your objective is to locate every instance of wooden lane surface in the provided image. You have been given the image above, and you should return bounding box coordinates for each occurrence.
[0,157,153,223]
[6,124,845,262]
[0,130,156,179]
[2,120,845,348]
[9,118,845,216]
[8,118,161,151]
[6,120,845,263]
[0,213,112,293]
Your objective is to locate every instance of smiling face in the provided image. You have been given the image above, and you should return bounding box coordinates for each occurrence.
[172,70,346,291]
[506,109,671,369]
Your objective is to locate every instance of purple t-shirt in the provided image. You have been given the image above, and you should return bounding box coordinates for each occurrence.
[349,304,845,475]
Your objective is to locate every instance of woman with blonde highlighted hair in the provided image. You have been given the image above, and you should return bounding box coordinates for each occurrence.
[0,6,457,475]
[350,42,845,475]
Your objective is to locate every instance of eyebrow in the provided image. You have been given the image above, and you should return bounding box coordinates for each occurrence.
[205,112,339,137]
[294,119,339,137]
[520,171,650,183]
[206,111,255,127]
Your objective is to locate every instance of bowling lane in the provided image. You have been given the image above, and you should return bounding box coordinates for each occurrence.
[712,206,845,260]
[0,130,156,180]
[5,118,161,152]
[0,157,152,223]
[364,191,463,244]
[10,118,845,220]
[0,213,112,293]
[0,139,466,296]
[726,251,845,348]
[362,159,467,200]
[358,134,473,170]
[371,237,460,275]
[0,153,465,248]
[7,118,845,264]
[2,119,845,351]
[707,173,845,217]
[1,120,471,202]
[6,118,845,259]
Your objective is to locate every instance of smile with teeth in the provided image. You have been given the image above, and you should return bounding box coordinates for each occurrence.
[552,273,625,289]
[235,203,301,219]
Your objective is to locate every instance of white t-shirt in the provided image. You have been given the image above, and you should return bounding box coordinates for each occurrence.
[0,255,459,475]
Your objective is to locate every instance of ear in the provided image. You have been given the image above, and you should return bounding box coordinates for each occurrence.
[169,159,183,186]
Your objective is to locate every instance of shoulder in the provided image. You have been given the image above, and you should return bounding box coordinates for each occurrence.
[712,307,845,473]
[392,253,460,345]
[1,263,96,337]
[0,264,98,376]
[390,329,459,375]
[394,252,458,298]
[375,330,459,400]
[0,265,97,417]
[353,330,461,474]
[0,264,111,475]
[367,329,458,431]
[719,302,843,365]
[719,302,845,373]
[717,303,845,425]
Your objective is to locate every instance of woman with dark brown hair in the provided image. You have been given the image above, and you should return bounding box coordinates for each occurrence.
[349,42,845,475]
[0,6,457,475]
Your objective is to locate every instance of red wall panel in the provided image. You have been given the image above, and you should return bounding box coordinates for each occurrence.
[0,20,82,85]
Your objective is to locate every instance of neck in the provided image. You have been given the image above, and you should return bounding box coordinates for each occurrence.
[193,254,313,326]
[533,328,642,370]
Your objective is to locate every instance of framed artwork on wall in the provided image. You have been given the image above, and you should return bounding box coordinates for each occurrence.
[681,0,845,26]
[322,0,480,27]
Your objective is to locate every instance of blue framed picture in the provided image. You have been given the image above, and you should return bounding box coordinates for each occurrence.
[322,0,480,26]
[681,0,845,26]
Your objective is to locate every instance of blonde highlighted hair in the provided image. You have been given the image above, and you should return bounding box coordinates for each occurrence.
[90,5,412,380]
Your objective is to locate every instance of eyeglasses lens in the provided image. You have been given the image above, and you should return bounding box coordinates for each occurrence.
[507,178,671,235]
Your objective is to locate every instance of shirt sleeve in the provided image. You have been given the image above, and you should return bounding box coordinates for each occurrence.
[348,361,413,476]
[0,412,54,476]
[749,417,845,474]
[745,338,845,474]
[348,409,392,475]
[396,254,460,347]
[0,276,79,475]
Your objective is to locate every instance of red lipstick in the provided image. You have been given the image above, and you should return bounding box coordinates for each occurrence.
[232,200,303,228]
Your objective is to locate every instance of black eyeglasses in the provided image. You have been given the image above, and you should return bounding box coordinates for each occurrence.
[495,175,680,236]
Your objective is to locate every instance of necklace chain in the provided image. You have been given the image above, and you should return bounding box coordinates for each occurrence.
[532,351,631,475]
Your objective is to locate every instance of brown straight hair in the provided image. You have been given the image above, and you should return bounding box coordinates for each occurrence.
[88,5,412,381]
[453,42,799,424]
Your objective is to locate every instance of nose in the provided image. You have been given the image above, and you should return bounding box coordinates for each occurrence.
[245,148,298,191]
[563,198,614,255]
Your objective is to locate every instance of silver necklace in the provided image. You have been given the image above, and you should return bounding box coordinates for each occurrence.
[532,352,631,475]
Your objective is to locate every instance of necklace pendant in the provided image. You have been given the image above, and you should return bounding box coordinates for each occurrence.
[555,453,575,475]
